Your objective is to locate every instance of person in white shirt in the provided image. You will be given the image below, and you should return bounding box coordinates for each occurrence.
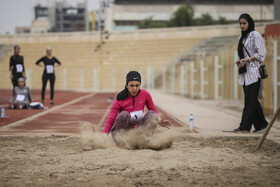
[234,13,268,133]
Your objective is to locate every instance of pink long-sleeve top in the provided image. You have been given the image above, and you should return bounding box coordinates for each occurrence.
[103,89,158,133]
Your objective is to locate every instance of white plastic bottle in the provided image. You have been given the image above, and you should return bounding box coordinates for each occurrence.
[1,107,5,117]
[189,114,194,129]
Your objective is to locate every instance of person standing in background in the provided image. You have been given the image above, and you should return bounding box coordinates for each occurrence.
[9,45,26,95]
[35,46,61,105]
[234,13,268,133]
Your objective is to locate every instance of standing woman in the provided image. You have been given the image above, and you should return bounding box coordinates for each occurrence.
[36,46,61,105]
[9,45,26,93]
[234,13,268,132]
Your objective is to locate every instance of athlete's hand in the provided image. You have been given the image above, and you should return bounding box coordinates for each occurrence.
[158,119,171,129]
[10,74,13,79]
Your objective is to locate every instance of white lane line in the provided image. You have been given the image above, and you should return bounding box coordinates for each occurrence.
[97,94,117,128]
[97,101,113,128]
[0,93,96,131]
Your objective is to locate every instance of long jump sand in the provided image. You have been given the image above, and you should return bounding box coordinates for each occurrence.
[0,135,279,186]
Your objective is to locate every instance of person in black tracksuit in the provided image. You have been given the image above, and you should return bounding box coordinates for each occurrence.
[9,45,26,95]
[36,46,61,105]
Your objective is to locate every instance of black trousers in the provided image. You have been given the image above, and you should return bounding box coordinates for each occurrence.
[41,74,55,101]
[239,79,268,131]
[11,77,19,88]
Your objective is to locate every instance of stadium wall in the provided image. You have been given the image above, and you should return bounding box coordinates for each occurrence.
[0,23,266,44]
[1,24,264,91]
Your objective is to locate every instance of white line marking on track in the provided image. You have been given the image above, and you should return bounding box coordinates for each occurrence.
[0,93,96,131]
[97,94,116,128]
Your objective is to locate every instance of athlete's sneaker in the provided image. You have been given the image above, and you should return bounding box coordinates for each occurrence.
[233,128,249,133]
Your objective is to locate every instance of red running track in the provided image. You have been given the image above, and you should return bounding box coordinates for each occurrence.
[0,89,186,136]
[0,89,89,128]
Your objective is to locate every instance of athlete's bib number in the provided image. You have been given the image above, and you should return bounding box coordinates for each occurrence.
[46,65,54,74]
[16,64,23,73]
[16,94,25,101]
[130,110,144,124]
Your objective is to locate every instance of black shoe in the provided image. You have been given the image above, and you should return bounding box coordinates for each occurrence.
[50,101,54,105]
[253,126,267,133]
[233,128,249,133]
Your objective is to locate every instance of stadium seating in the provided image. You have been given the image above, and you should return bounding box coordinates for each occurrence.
[0,24,267,91]
[0,37,203,91]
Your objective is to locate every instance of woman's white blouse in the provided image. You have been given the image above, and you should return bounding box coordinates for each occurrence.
[238,30,266,86]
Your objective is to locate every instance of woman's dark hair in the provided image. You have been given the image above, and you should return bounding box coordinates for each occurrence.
[14,45,20,54]
[237,13,255,59]
[14,45,20,51]
[13,45,20,60]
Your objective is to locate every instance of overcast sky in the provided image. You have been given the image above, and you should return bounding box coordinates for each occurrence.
[0,0,100,35]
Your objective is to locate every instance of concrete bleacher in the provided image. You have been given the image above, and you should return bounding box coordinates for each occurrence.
[0,23,267,92]
[158,35,240,100]
[101,38,202,89]
[172,35,238,65]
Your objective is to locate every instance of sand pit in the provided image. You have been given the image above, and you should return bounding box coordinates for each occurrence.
[0,135,280,186]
